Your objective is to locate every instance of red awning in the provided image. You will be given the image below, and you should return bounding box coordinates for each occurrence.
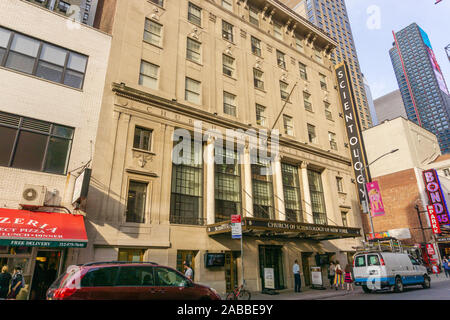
[0,208,88,248]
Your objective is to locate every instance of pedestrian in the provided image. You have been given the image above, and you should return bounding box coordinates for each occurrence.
[8,266,24,299]
[293,259,301,292]
[183,261,194,281]
[328,261,335,289]
[432,263,439,278]
[344,264,354,292]
[443,258,450,278]
[0,266,12,299]
[333,261,344,290]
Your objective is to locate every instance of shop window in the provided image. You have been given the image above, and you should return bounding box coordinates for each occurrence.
[118,248,145,262]
[0,111,74,174]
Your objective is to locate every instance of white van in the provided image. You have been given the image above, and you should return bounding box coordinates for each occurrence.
[353,251,430,293]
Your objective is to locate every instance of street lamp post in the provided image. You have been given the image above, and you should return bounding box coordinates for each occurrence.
[361,148,399,238]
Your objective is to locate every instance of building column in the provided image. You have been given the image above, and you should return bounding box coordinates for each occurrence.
[242,145,253,217]
[301,161,314,224]
[272,155,285,221]
[205,136,215,225]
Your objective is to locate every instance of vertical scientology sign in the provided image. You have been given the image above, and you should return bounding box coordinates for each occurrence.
[335,63,369,208]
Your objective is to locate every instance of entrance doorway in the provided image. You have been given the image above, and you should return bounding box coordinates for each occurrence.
[176,250,198,279]
[30,250,62,300]
[224,251,238,292]
[258,245,285,290]
[301,252,313,287]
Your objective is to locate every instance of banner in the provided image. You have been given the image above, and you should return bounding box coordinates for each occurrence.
[427,205,442,234]
[366,181,385,217]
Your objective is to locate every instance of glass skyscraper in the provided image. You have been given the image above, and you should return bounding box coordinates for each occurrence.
[285,0,372,130]
[390,23,450,153]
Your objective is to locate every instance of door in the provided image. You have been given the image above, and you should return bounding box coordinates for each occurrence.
[224,252,238,292]
[301,252,312,287]
[259,245,285,290]
[153,267,200,300]
[176,250,197,280]
[30,250,62,300]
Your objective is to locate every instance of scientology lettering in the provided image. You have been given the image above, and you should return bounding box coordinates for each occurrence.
[335,63,369,207]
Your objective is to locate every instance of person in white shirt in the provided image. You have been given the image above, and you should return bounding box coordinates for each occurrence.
[293,260,301,292]
[184,261,194,280]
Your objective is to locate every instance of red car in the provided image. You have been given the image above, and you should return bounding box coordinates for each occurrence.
[46,261,221,300]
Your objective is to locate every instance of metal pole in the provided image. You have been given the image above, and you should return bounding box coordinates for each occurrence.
[240,216,245,287]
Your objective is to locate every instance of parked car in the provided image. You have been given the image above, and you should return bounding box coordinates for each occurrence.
[352,251,430,293]
[46,261,221,300]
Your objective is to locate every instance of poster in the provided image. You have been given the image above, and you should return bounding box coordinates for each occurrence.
[311,267,323,286]
[366,181,385,217]
[264,268,275,289]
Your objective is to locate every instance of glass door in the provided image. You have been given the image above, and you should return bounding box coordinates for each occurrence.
[301,252,312,287]
[258,245,285,290]
[30,250,62,300]
[224,251,238,292]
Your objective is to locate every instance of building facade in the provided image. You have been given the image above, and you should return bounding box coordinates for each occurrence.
[82,0,364,294]
[363,74,377,126]
[373,90,407,124]
[0,0,111,299]
[390,23,450,154]
[284,0,372,130]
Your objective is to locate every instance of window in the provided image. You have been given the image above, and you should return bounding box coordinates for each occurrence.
[307,124,316,143]
[276,50,286,69]
[249,7,259,26]
[368,255,380,266]
[58,1,70,13]
[222,54,235,77]
[185,77,201,104]
[81,267,119,287]
[215,147,241,222]
[303,92,312,111]
[280,81,289,101]
[336,177,344,193]
[324,102,332,120]
[126,181,148,223]
[252,156,274,219]
[273,22,283,40]
[256,104,266,126]
[0,111,74,174]
[222,21,234,42]
[295,36,303,52]
[308,169,327,225]
[281,163,303,222]
[328,132,337,150]
[116,266,155,286]
[155,267,189,287]
[341,211,348,227]
[188,2,202,26]
[283,115,293,136]
[170,138,203,225]
[139,60,159,89]
[355,255,366,267]
[186,38,201,63]
[133,127,152,151]
[149,0,164,6]
[253,69,264,90]
[251,36,262,56]
[299,62,308,80]
[0,27,87,89]
[118,249,145,262]
[223,92,237,116]
[319,73,327,90]
[222,0,233,11]
[144,19,162,46]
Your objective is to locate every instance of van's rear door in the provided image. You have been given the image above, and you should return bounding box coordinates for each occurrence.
[353,254,367,281]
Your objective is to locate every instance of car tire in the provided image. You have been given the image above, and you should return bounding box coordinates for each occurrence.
[362,285,372,293]
[422,275,431,289]
[394,277,404,293]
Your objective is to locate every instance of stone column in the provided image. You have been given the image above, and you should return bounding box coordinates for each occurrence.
[272,155,285,221]
[301,161,314,224]
[205,136,215,225]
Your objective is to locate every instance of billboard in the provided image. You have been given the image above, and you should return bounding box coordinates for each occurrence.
[335,63,370,208]
[366,181,385,217]
[423,169,450,228]
[419,27,450,95]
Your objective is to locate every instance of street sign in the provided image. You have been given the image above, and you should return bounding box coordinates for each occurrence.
[427,205,442,235]
[426,244,435,256]
[231,215,242,239]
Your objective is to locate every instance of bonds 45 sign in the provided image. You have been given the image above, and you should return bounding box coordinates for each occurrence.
[423,169,450,226]
[426,205,441,234]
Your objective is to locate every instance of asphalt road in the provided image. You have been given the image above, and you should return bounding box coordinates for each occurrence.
[323,277,450,300]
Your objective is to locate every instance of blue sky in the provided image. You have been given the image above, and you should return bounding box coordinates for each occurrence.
[345,0,450,99]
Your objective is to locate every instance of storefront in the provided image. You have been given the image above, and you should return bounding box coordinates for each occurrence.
[0,208,88,299]
[207,217,362,292]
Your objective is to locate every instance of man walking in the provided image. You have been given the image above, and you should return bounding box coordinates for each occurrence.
[293,260,301,293]
[183,261,194,281]
[443,258,450,278]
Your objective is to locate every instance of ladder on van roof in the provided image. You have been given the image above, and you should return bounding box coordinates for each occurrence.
[355,237,406,254]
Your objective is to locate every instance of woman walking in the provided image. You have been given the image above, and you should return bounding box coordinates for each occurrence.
[333,261,344,290]
[0,266,12,299]
[344,264,354,292]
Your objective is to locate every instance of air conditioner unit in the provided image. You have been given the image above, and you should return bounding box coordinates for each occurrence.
[21,185,47,207]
